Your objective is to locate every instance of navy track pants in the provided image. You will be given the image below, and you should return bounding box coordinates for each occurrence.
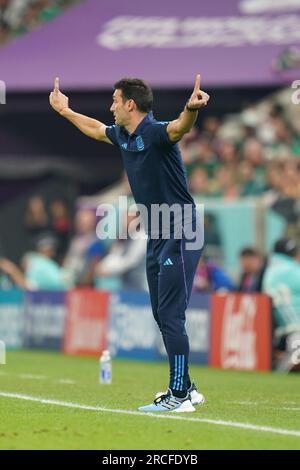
[146,231,203,395]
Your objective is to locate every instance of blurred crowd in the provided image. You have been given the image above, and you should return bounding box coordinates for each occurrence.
[0,193,147,292]
[184,89,300,246]
[184,93,300,201]
[0,193,291,297]
[0,0,81,45]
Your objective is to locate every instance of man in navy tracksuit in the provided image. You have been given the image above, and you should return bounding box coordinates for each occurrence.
[50,75,210,412]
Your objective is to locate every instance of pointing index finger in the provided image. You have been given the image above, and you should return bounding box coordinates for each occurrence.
[54,77,60,93]
[193,74,201,92]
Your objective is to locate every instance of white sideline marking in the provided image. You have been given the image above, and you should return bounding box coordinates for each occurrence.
[0,391,300,438]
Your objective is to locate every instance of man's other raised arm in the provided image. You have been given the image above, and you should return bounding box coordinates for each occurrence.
[167,74,210,143]
[49,77,112,144]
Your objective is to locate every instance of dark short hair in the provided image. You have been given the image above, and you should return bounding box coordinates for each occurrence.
[240,247,261,257]
[274,238,298,258]
[114,78,153,113]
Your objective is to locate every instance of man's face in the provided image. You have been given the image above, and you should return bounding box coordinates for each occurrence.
[240,255,262,274]
[110,89,131,126]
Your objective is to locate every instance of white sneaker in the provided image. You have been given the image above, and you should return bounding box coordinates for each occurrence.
[138,389,196,413]
[155,382,205,406]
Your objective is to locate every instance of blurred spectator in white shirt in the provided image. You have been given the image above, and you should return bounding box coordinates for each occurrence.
[95,210,147,291]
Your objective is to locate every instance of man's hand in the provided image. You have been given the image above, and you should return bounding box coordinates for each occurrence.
[167,74,210,142]
[49,79,111,142]
[186,74,210,111]
[49,77,69,113]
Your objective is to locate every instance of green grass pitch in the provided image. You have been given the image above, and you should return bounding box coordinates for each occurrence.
[0,350,299,450]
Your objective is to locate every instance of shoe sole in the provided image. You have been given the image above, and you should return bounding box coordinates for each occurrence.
[138,403,196,413]
[171,405,196,413]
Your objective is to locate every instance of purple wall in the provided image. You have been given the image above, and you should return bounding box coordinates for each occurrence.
[0,0,300,90]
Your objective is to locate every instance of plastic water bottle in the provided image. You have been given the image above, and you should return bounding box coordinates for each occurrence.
[0,340,6,365]
[100,350,112,384]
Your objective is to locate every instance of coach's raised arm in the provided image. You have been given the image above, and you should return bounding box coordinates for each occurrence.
[166,74,210,143]
[49,77,112,143]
